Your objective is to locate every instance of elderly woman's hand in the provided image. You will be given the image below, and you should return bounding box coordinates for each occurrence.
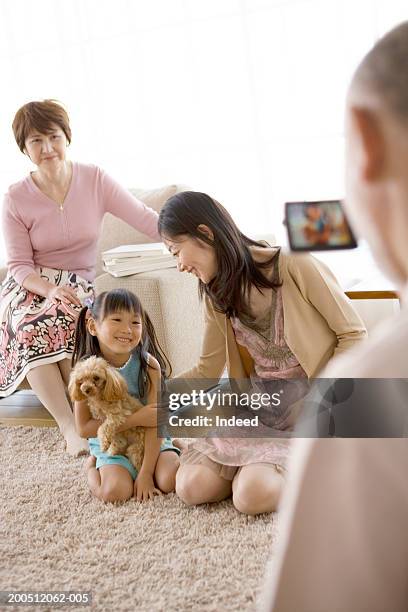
[47,284,82,306]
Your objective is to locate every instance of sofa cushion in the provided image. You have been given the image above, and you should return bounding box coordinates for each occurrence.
[95,184,184,277]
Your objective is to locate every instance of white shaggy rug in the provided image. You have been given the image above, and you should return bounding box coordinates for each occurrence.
[0,427,278,612]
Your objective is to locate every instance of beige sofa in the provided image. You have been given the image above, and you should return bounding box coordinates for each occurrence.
[0,184,204,421]
[94,184,204,376]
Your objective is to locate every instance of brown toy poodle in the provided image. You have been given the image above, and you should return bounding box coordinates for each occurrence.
[69,356,145,470]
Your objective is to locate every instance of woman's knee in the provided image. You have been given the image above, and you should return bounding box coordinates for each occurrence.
[232,490,279,515]
[175,467,203,505]
[175,465,231,506]
[232,471,283,515]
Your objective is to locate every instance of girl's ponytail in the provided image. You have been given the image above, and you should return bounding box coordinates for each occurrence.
[71,305,102,366]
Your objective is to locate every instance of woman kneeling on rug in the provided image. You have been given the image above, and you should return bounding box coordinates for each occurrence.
[158,191,367,515]
[0,99,160,455]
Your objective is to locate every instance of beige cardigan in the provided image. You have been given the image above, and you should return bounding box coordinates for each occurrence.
[180,250,367,380]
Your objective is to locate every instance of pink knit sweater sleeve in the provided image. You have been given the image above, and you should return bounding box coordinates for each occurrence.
[100,169,161,241]
[2,194,35,285]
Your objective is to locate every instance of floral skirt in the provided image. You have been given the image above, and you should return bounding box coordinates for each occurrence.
[0,268,93,397]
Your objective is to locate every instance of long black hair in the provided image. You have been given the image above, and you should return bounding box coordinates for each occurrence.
[72,289,171,398]
[158,191,281,318]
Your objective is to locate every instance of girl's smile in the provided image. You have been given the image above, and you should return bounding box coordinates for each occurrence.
[87,309,143,367]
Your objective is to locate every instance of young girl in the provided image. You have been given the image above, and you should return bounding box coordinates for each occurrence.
[72,288,180,503]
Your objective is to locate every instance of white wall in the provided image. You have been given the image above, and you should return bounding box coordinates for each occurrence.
[1,0,407,269]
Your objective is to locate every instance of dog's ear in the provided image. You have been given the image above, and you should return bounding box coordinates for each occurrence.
[68,374,84,402]
[102,367,127,401]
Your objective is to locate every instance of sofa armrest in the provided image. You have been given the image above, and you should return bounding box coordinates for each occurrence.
[94,268,204,376]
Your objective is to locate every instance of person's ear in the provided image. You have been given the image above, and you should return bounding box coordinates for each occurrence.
[197,224,214,240]
[349,107,385,181]
[87,317,97,336]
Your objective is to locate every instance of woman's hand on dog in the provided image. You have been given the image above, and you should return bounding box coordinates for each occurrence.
[134,470,162,502]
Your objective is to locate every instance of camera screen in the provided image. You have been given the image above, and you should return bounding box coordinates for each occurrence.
[285,200,357,251]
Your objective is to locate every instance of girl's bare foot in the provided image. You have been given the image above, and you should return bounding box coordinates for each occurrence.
[172,438,188,451]
[84,455,96,473]
[63,428,89,457]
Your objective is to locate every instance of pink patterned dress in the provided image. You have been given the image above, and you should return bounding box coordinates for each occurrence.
[181,254,308,471]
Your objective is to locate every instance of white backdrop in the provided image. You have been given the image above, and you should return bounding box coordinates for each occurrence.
[1,0,407,266]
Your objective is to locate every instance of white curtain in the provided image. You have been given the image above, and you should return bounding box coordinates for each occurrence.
[1,0,407,265]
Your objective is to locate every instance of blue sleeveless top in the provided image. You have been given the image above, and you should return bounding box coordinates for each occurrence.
[116,349,146,403]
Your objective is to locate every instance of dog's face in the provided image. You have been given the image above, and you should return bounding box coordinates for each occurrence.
[69,356,127,403]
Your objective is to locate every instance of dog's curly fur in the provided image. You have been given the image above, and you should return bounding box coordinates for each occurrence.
[69,356,145,471]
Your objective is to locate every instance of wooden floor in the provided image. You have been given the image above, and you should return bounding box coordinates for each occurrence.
[0,391,56,427]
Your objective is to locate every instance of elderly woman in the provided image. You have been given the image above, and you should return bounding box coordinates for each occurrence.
[159,191,368,515]
[0,99,159,455]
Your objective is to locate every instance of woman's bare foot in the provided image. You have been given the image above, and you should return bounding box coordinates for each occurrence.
[63,428,89,457]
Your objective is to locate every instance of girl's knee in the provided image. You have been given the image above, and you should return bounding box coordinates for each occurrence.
[96,471,133,503]
[99,481,133,503]
[155,452,179,493]
[156,468,177,493]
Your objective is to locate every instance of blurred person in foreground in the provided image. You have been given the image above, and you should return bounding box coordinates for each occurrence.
[261,21,408,612]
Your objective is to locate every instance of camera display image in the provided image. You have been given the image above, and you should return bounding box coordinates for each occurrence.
[285,200,357,251]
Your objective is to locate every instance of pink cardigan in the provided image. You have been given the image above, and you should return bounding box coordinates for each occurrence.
[2,162,161,285]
